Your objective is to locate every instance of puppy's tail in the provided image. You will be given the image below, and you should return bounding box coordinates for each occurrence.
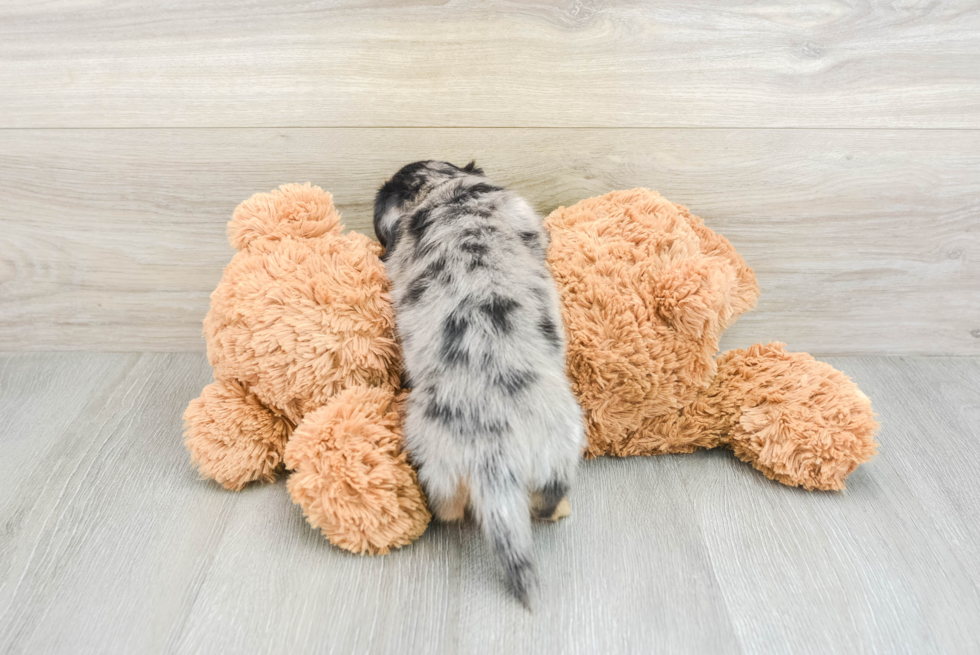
[470,465,536,608]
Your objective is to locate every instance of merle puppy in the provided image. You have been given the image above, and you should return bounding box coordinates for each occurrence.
[374,161,585,606]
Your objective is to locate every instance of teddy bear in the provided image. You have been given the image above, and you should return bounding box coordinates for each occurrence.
[183,183,878,556]
[182,183,430,553]
[545,188,878,490]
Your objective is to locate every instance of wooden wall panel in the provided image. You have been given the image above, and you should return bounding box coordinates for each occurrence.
[1,128,976,354]
[1,1,978,128]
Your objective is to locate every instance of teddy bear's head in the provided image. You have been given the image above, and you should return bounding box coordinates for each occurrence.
[546,188,760,456]
[227,181,343,249]
[204,184,402,424]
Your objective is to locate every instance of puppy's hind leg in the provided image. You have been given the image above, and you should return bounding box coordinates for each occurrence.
[531,478,571,522]
[531,408,583,522]
[417,456,470,522]
[405,397,469,522]
[430,477,470,522]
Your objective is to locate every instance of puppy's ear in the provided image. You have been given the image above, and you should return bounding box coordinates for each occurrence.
[462,161,484,176]
[374,182,402,255]
[378,220,401,262]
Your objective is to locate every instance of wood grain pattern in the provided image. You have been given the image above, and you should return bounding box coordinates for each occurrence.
[1,353,978,653]
[0,353,231,653]
[680,355,980,654]
[1,128,977,354]
[1,0,978,128]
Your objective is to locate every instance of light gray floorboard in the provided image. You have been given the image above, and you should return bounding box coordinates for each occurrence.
[1,353,978,654]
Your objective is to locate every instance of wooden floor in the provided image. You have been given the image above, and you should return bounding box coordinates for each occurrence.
[1,353,978,654]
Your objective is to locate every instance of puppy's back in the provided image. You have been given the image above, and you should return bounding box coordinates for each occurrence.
[378,164,584,605]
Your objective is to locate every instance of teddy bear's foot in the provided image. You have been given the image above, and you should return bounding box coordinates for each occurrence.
[285,386,430,554]
[183,379,292,491]
[708,343,879,491]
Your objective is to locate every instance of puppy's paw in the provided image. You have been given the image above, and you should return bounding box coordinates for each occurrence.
[531,493,571,522]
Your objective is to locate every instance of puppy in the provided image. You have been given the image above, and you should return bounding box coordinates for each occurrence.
[374,161,585,606]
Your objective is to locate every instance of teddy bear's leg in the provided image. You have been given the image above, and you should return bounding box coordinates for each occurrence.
[183,379,292,491]
[284,386,430,554]
[682,343,879,491]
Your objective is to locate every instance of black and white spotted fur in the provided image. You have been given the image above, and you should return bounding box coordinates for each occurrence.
[374,161,585,606]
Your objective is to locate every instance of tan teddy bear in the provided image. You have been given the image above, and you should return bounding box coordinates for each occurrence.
[182,183,429,553]
[184,183,878,556]
[546,188,878,490]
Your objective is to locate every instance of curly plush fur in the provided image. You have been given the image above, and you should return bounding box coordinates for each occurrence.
[183,183,430,554]
[545,189,878,490]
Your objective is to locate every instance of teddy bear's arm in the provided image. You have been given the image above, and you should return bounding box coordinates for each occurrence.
[183,378,292,491]
[680,343,879,491]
